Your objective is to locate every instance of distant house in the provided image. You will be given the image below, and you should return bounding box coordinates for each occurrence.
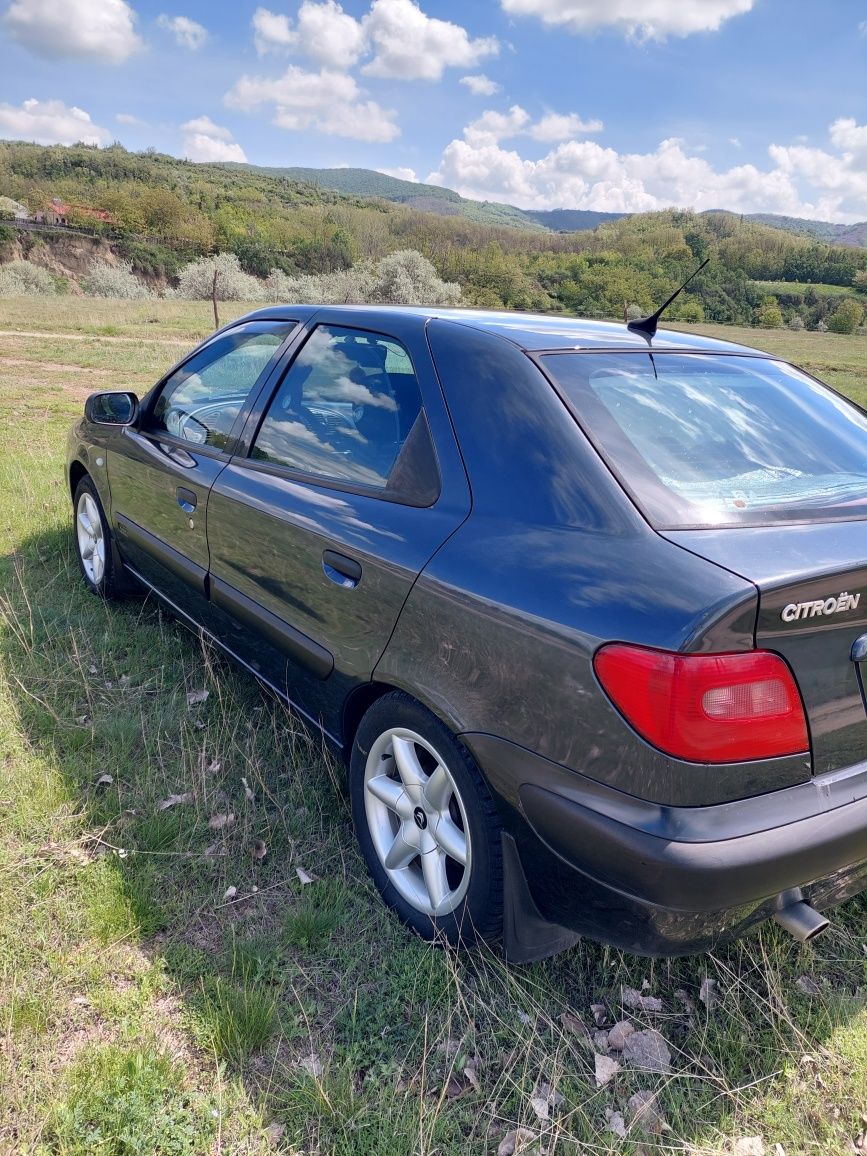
[0,196,29,220]
[34,198,69,225]
[32,198,115,227]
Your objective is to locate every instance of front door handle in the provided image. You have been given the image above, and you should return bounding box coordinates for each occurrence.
[176,486,197,514]
[322,549,362,588]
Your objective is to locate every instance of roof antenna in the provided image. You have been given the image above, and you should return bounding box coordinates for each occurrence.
[627,258,710,345]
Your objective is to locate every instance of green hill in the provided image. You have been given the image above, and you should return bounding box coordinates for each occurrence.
[1,141,866,329]
[227,164,546,231]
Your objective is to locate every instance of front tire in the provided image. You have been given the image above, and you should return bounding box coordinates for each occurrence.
[350,692,503,946]
[73,475,125,599]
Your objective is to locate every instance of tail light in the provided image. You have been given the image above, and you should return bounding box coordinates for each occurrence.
[593,643,809,764]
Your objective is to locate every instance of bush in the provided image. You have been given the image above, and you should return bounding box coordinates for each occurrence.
[0,259,57,296]
[264,250,460,307]
[83,260,153,299]
[827,298,865,335]
[264,266,374,304]
[757,299,784,328]
[788,315,805,330]
[173,252,266,302]
[371,249,461,305]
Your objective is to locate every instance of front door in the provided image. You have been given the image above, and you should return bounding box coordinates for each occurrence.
[205,318,471,737]
[107,319,297,614]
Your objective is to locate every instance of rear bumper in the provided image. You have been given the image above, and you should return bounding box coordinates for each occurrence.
[463,733,867,957]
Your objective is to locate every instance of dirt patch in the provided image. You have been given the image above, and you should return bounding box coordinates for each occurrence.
[0,330,191,346]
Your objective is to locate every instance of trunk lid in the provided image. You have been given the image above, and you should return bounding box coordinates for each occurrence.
[664,522,867,777]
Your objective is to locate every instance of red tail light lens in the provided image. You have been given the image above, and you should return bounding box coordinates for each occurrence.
[593,644,809,764]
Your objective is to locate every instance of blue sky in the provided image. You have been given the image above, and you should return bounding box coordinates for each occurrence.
[1,0,866,220]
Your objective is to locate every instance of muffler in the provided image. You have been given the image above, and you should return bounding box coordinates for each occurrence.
[772,888,830,943]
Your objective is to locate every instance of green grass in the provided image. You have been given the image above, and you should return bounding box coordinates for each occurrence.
[752,279,855,297]
[1,298,867,1154]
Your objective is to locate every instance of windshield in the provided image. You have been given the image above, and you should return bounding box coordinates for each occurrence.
[543,352,867,529]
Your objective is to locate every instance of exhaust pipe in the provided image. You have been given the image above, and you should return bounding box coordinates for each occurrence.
[772,889,830,943]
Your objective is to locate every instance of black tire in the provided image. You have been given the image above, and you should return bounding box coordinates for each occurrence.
[72,475,128,599]
[350,691,503,947]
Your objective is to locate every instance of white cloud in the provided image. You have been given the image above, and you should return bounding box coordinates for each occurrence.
[3,0,141,62]
[428,117,867,222]
[157,14,208,50]
[252,7,294,51]
[376,166,418,181]
[829,117,867,164]
[363,0,498,79]
[181,116,247,163]
[116,112,145,125]
[253,2,366,68]
[249,0,498,80]
[463,104,602,147]
[226,66,399,142]
[460,74,501,96]
[0,98,111,145]
[728,136,742,148]
[529,111,604,141]
[500,0,755,41]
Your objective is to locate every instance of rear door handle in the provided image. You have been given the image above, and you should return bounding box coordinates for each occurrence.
[176,486,197,514]
[322,549,362,588]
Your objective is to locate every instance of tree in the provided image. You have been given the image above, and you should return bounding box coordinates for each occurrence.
[756,295,784,328]
[827,298,864,335]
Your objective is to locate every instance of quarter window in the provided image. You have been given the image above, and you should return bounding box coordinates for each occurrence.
[250,325,439,505]
[149,321,295,449]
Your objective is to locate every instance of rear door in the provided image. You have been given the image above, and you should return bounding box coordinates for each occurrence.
[204,314,470,736]
[107,320,297,614]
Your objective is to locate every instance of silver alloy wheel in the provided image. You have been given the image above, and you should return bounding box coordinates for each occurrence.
[363,726,472,918]
[76,491,106,586]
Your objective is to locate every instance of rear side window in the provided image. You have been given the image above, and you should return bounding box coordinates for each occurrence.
[149,321,295,449]
[545,352,867,528]
[249,325,440,505]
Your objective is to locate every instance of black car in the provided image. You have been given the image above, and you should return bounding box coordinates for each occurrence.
[68,306,867,960]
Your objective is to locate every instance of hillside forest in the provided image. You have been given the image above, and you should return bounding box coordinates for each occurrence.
[2,140,867,332]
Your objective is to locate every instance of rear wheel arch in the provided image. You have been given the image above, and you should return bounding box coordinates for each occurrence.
[341,680,463,765]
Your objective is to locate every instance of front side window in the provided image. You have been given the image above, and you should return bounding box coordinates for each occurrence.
[149,321,295,449]
[545,352,867,528]
[249,325,439,504]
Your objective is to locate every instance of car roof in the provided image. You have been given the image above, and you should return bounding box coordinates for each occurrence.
[239,304,765,356]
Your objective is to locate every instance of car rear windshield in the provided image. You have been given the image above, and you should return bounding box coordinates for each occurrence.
[543,352,867,529]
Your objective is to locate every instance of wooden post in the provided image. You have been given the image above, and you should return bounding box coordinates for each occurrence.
[212,267,219,330]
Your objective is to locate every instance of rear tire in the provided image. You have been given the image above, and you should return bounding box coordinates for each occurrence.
[350,691,503,946]
[73,475,126,599]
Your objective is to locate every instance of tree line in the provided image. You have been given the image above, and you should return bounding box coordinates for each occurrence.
[1,140,866,328]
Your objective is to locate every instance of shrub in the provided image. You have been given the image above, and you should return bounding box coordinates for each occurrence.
[815,319,828,332]
[757,298,784,328]
[827,298,865,335]
[264,250,460,307]
[83,260,153,299]
[173,252,266,302]
[370,249,461,305]
[265,265,375,304]
[0,259,57,296]
[788,315,805,330]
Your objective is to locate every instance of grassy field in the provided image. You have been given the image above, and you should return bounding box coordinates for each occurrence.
[1,297,867,1156]
[751,280,853,299]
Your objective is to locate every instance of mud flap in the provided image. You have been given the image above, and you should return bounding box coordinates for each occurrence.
[502,832,580,963]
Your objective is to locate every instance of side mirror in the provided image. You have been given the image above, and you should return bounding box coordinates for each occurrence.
[85,391,139,426]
